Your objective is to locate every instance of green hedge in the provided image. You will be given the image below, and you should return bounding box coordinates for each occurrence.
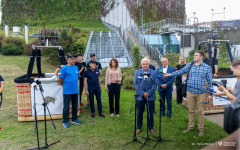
[1,36,25,55]
[1,0,117,26]
[101,67,135,90]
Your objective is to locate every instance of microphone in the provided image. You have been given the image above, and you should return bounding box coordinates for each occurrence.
[158,69,163,74]
[137,75,142,85]
[208,88,214,96]
[143,73,148,81]
[191,60,195,64]
[143,72,155,82]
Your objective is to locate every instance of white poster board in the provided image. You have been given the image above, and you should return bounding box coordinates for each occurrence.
[182,76,237,106]
[31,75,63,116]
[212,78,237,105]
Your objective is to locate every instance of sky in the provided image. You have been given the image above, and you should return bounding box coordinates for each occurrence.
[186,0,240,23]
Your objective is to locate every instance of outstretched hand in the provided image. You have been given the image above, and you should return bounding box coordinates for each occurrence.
[162,73,171,77]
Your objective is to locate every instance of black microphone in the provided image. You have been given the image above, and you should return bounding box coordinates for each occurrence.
[137,74,142,85]
[143,72,154,82]
[191,60,195,64]
[143,73,148,81]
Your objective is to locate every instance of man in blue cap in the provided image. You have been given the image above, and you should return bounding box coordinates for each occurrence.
[58,53,82,128]
[84,60,105,118]
[85,53,102,109]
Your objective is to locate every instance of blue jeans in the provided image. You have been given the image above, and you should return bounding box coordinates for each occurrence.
[159,90,172,116]
[137,100,154,130]
[89,88,102,114]
[63,94,78,123]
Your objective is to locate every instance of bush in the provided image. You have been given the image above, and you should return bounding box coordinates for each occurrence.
[122,75,134,90]
[0,36,4,52]
[24,40,39,56]
[100,67,108,84]
[99,67,136,90]
[1,36,25,55]
[42,27,89,65]
[163,50,181,67]
[133,45,141,69]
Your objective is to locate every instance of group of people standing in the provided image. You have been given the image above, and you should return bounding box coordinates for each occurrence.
[134,50,216,136]
[58,49,221,137]
[57,53,122,128]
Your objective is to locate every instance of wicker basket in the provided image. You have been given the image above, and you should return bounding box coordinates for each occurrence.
[16,83,81,122]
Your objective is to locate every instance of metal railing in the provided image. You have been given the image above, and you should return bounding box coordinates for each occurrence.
[131,25,163,66]
[83,31,93,61]
[138,18,212,34]
[119,25,144,61]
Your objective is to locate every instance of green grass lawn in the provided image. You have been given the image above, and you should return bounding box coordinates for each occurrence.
[45,20,108,29]
[0,55,228,150]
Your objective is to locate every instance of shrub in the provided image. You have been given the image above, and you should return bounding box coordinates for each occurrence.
[133,45,141,69]
[164,50,181,67]
[1,36,25,55]
[99,66,136,90]
[100,67,108,84]
[24,40,39,56]
[0,36,4,52]
[122,75,134,90]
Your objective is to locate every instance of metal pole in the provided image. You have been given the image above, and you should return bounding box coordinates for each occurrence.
[142,9,143,33]
[224,7,226,20]
[211,9,214,22]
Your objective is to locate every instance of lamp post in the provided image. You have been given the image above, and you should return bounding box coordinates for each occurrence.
[193,12,196,25]
[211,9,214,22]
[224,7,226,20]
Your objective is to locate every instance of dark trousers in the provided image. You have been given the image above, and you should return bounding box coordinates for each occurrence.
[63,94,78,123]
[159,90,172,116]
[79,77,84,102]
[176,84,183,104]
[108,83,121,114]
[137,100,154,130]
[89,88,102,114]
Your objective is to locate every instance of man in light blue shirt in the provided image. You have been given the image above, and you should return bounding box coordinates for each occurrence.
[164,51,213,136]
[58,53,82,128]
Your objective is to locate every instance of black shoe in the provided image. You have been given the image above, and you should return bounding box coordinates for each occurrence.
[167,114,171,118]
[161,114,165,117]
[153,110,156,114]
[99,113,105,118]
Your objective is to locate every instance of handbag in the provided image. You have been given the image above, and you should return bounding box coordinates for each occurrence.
[182,62,194,97]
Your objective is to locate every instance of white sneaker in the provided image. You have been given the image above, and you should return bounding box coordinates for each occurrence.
[116,114,120,117]
[111,113,114,117]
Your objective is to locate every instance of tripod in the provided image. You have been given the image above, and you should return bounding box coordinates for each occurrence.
[28,80,60,150]
[152,97,174,148]
[140,78,156,149]
[121,94,143,147]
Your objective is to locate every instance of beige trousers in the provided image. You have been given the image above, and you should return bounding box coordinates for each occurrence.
[186,91,206,132]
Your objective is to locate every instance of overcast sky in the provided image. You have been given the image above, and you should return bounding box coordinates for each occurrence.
[186,0,240,23]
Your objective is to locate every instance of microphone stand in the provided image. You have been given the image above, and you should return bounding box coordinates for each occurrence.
[152,97,175,148]
[28,80,60,150]
[122,78,143,147]
[140,77,156,149]
[29,83,40,150]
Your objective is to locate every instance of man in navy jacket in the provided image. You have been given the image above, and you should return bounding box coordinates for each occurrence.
[133,58,158,134]
[157,58,175,118]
